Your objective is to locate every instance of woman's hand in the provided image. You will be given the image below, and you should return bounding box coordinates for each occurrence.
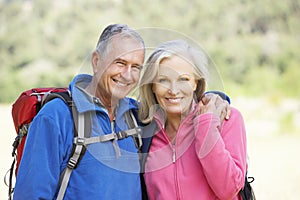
[198,93,230,123]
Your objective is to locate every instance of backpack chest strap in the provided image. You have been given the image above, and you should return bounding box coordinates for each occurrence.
[74,127,142,146]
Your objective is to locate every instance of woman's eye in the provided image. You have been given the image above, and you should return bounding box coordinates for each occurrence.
[179,77,189,81]
[158,78,167,83]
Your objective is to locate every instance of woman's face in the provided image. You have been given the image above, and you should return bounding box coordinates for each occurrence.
[152,55,198,118]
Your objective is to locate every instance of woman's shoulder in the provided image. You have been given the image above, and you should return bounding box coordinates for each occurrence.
[223,106,245,126]
[230,106,243,116]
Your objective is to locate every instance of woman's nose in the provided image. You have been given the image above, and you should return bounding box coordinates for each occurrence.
[168,82,180,94]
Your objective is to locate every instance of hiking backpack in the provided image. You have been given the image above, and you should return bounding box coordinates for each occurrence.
[5,87,142,200]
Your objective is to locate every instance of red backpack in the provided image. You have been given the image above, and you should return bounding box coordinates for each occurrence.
[11,88,70,175]
[6,87,73,199]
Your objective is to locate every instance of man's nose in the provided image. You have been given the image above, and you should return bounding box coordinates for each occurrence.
[121,65,133,80]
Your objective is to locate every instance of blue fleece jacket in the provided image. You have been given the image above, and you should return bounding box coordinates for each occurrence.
[13,74,141,200]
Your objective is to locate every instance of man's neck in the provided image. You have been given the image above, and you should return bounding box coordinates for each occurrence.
[85,84,118,121]
[99,95,117,121]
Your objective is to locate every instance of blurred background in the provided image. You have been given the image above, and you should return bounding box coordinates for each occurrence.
[0,0,299,199]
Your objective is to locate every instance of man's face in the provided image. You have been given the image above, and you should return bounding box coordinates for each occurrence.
[94,37,145,100]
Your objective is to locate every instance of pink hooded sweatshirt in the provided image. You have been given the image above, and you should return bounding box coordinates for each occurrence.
[144,106,247,200]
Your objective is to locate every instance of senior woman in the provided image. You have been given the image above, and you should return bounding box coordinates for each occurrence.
[138,40,247,200]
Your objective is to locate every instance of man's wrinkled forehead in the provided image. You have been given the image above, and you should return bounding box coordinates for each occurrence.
[110,33,144,49]
[107,36,145,62]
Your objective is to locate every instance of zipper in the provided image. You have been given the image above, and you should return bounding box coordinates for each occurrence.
[172,145,176,163]
[111,119,115,134]
[173,144,181,199]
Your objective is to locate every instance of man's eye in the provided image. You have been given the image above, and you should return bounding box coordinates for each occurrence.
[132,65,142,71]
[114,60,126,66]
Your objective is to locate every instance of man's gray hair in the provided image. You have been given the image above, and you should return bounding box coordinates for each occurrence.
[95,24,145,57]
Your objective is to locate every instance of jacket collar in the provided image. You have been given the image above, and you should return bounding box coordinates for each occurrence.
[69,74,138,116]
[153,100,197,130]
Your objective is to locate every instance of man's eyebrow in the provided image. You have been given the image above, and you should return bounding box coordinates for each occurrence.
[114,58,126,62]
[114,57,143,68]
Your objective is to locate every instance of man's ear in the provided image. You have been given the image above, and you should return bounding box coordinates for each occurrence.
[91,51,100,74]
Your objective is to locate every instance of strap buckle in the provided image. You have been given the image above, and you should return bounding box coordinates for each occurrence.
[74,137,86,146]
[115,131,128,140]
[67,158,77,169]
[19,124,30,137]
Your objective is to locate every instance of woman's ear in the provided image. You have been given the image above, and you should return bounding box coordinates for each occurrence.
[91,51,100,74]
[195,78,206,101]
[193,79,198,91]
[152,84,156,94]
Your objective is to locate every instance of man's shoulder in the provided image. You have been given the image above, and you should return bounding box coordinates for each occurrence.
[38,97,72,119]
[124,96,138,102]
[116,97,139,113]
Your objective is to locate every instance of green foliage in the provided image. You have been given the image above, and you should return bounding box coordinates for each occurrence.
[0,0,299,103]
[279,111,297,135]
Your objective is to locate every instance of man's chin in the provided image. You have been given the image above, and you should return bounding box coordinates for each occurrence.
[111,84,136,99]
[111,90,130,100]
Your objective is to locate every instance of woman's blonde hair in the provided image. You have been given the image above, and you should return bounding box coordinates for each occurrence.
[138,40,208,124]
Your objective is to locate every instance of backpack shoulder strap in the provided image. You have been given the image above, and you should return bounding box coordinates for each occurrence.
[124,109,138,128]
[44,91,92,200]
[42,91,73,107]
[57,111,92,200]
[140,120,157,172]
[140,120,157,200]
[124,109,142,149]
[43,90,92,168]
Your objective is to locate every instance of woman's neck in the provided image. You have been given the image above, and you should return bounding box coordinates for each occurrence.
[164,105,194,143]
[165,114,182,143]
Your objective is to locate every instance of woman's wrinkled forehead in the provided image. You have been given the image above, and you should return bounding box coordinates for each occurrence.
[157,55,197,77]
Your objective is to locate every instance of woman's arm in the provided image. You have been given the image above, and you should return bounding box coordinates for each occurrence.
[193,107,247,199]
